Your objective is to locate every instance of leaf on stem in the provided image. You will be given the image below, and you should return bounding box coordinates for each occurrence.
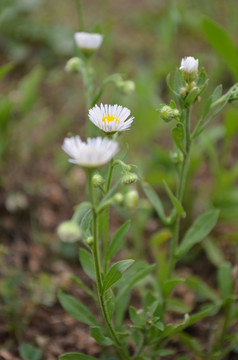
[79,249,96,280]
[58,291,98,326]
[163,180,186,218]
[218,262,233,301]
[19,343,42,360]
[102,259,135,292]
[107,220,131,260]
[176,209,220,257]
[60,353,97,360]
[90,326,113,345]
[172,123,185,154]
[140,181,167,223]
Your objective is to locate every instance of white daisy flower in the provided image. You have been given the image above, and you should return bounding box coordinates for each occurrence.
[74,32,103,51]
[180,56,199,73]
[89,104,134,134]
[62,136,119,169]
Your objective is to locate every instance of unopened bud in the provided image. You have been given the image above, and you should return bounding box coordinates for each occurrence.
[5,192,28,213]
[122,172,138,185]
[92,173,104,188]
[57,221,81,243]
[65,57,84,73]
[180,87,187,97]
[86,236,94,246]
[114,192,124,205]
[119,80,135,95]
[171,151,184,164]
[125,190,139,208]
[159,105,180,123]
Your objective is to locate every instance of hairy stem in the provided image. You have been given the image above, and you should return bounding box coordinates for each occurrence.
[88,172,131,360]
[167,107,191,278]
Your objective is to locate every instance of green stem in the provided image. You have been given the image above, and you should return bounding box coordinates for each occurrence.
[76,0,84,31]
[88,172,131,360]
[103,158,114,273]
[167,107,191,278]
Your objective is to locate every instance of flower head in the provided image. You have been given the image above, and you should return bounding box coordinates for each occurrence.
[62,136,119,169]
[89,104,134,134]
[180,56,199,73]
[74,32,103,51]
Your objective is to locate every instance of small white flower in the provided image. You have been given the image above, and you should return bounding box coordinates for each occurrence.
[180,56,199,73]
[62,136,119,168]
[89,104,134,133]
[74,32,103,50]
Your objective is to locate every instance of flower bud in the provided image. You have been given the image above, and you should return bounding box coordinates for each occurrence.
[180,56,199,83]
[86,236,94,247]
[159,105,179,123]
[228,83,238,102]
[65,57,84,73]
[124,190,139,208]
[92,173,104,188]
[119,80,135,95]
[121,172,138,185]
[171,151,184,164]
[57,221,81,243]
[5,192,28,213]
[114,192,124,205]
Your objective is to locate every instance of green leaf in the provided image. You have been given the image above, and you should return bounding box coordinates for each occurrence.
[225,106,238,139]
[185,87,200,106]
[18,66,44,115]
[173,68,183,94]
[79,249,96,281]
[90,326,113,346]
[202,237,225,267]
[179,333,204,358]
[172,123,185,153]
[163,278,185,298]
[116,262,155,304]
[102,259,135,292]
[185,276,219,302]
[19,343,42,360]
[129,306,144,326]
[218,262,232,300]
[176,209,220,257]
[73,202,92,222]
[0,63,13,82]
[80,209,93,239]
[211,84,223,103]
[107,220,131,261]
[163,180,186,217]
[201,17,238,80]
[58,291,98,326]
[59,353,97,360]
[140,181,166,223]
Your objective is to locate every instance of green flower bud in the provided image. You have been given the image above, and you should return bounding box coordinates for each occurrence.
[119,80,135,95]
[121,172,138,185]
[57,221,81,243]
[171,151,184,164]
[159,105,180,123]
[65,57,84,73]
[114,192,124,205]
[86,236,94,246]
[180,87,187,97]
[125,190,139,209]
[5,191,28,213]
[92,173,104,188]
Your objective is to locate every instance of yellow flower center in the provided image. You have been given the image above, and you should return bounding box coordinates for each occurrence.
[102,114,120,124]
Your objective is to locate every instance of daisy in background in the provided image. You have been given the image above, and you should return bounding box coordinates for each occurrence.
[74,32,103,52]
[89,104,134,134]
[62,136,119,169]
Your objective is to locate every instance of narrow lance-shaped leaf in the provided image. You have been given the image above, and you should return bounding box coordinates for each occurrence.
[176,209,220,257]
[172,123,185,153]
[79,249,96,281]
[90,326,113,346]
[163,180,186,218]
[107,220,131,260]
[60,353,97,360]
[140,181,167,223]
[218,262,232,300]
[102,259,135,293]
[58,291,98,326]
